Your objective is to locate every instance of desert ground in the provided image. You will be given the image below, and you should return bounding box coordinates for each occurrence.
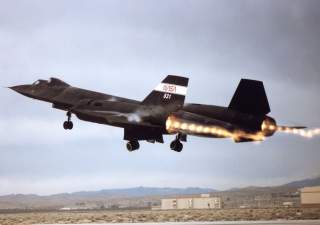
[0,208,320,225]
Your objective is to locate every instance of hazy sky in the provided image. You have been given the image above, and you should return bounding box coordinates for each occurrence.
[1,0,320,195]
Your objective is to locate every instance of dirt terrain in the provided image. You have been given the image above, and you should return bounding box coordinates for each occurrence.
[0,208,320,225]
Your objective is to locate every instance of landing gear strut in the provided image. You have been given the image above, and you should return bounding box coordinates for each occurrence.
[126,140,140,152]
[63,111,73,130]
[170,134,184,152]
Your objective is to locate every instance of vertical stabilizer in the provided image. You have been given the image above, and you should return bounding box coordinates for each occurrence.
[228,79,270,115]
[142,75,189,110]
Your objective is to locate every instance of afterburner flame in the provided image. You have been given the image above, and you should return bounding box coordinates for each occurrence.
[166,115,232,137]
[261,118,320,138]
[166,115,320,142]
[166,116,265,142]
[276,126,320,138]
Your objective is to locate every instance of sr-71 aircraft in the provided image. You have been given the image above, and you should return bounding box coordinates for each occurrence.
[10,75,304,152]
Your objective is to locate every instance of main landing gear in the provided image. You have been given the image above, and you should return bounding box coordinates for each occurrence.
[170,134,185,152]
[63,111,73,130]
[126,140,140,152]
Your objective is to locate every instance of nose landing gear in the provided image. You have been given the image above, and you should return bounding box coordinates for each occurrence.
[63,111,73,130]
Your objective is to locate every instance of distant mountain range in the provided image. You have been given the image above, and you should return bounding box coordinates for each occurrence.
[221,176,320,194]
[0,187,216,210]
[68,186,216,198]
[0,176,319,210]
[281,176,320,188]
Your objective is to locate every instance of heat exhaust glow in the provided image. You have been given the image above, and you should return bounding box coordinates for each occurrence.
[166,116,320,142]
[276,126,320,138]
[262,119,320,138]
[166,116,265,142]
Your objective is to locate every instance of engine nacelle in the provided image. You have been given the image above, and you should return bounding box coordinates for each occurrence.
[261,116,277,137]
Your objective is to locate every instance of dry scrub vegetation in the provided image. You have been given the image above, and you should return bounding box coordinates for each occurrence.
[0,208,320,225]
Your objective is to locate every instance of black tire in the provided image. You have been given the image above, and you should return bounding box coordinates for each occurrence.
[170,141,177,150]
[63,121,69,130]
[175,141,183,152]
[126,140,139,151]
[170,140,183,152]
[68,121,73,130]
[133,141,140,150]
[126,142,133,151]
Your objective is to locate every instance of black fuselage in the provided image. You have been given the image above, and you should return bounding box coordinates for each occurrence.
[10,77,276,146]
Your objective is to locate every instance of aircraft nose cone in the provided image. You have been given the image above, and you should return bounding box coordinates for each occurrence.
[9,85,32,95]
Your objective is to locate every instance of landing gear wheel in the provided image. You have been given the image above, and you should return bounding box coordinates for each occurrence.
[67,121,73,129]
[126,140,140,152]
[63,111,73,130]
[63,121,68,130]
[63,121,73,130]
[170,140,183,152]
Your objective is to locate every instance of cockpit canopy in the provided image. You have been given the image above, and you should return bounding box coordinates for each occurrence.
[32,78,70,87]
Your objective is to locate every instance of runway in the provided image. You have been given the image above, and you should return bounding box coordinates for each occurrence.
[39,220,320,225]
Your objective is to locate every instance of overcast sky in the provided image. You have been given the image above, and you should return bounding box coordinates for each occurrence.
[1,0,320,195]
